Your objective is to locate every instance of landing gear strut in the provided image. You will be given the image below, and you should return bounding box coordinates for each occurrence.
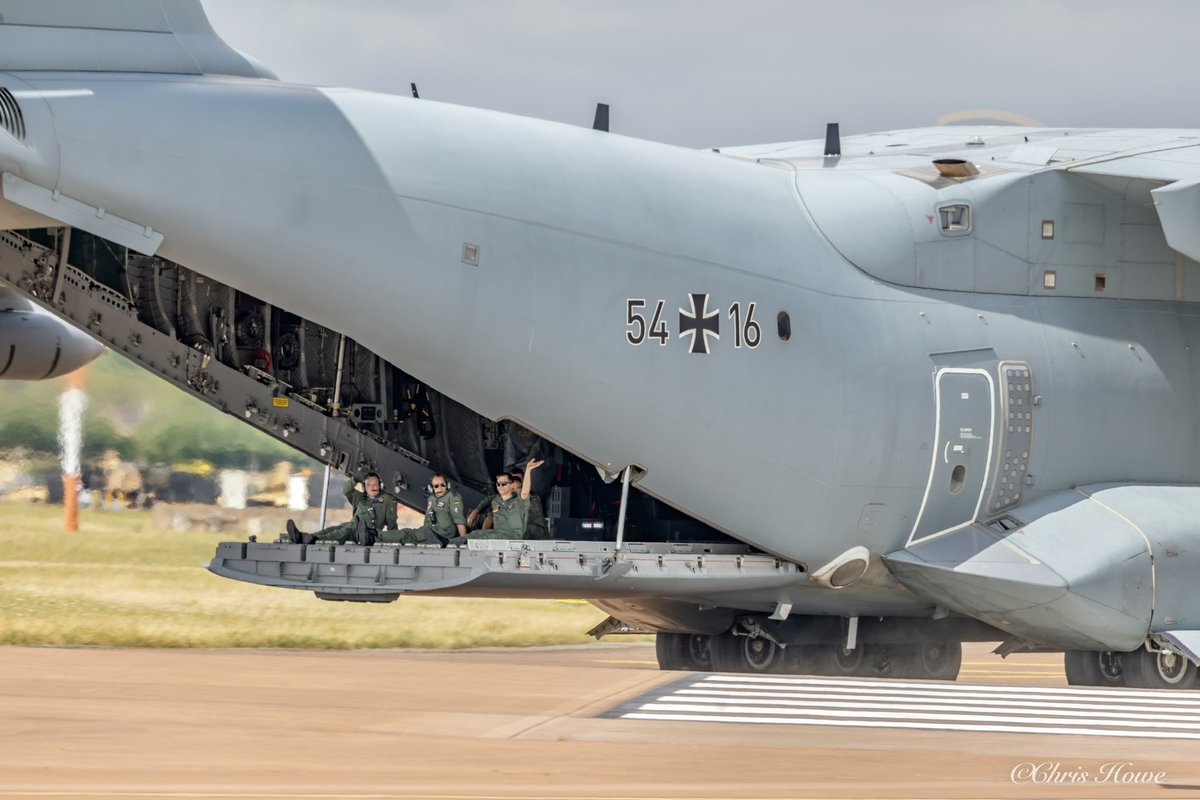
[710,630,786,673]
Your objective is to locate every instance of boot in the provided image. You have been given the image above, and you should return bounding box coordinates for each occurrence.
[286,519,303,544]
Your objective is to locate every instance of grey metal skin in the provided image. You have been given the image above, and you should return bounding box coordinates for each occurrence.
[4,3,1200,657]
[885,483,1200,653]
[0,285,103,379]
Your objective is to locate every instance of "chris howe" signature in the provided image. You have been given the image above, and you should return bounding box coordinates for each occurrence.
[1011,762,1167,785]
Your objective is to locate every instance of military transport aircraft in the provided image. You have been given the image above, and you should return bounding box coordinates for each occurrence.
[1,0,1198,690]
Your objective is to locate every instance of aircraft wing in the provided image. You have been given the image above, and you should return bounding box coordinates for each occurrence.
[1068,146,1200,263]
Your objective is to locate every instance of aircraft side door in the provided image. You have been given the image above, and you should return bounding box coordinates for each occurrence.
[908,368,995,544]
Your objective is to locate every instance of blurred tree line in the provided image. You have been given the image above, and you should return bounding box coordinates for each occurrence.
[0,352,303,470]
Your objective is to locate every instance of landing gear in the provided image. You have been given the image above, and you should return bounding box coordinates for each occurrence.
[710,630,786,673]
[1122,646,1200,690]
[896,641,962,681]
[1064,650,1125,687]
[700,630,962,680]
[826,643,866,676]
[654,633,714,671]
[819,641,961,680]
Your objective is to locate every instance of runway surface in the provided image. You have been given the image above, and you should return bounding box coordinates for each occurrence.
[1,642,1198,799]
[612,674,1200,740]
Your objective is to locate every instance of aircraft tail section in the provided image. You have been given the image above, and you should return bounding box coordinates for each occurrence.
[0,0,275,79]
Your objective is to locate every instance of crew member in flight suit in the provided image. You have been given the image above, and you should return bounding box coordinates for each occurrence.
[508,468,549,539]
[286,473,397,545]
[450,459,544,542]
[467,468,548,538]
[375,473,466,545]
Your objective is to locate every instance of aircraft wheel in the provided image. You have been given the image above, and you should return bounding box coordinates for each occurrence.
[655,633,713,671]
[908,640,961,681]
[1123,646,1200,690]
[709,631,747,672]
[863,644,907,679]
[828,643,867,676]
[709,631,785,674]
[1064,650,1125,687]
[780,644,831,676]
[741,635,786,674]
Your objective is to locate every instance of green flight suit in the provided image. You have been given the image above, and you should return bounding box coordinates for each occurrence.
[468,493,497,531]
[471,492,547,538]
[312,478,398,543]
[469,493,529,540]
[525,494,548,540]
[377,490,466,544]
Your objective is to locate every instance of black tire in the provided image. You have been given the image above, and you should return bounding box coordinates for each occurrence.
[1064,650,1125,687]
[828,643,866,676]
[655,632,713,671]
[826,641,961,680]
[710,631,748,673]
[779,643,831,676]
[1123,647,1200,690]
[741,635,787,674]
[913,640,961,681]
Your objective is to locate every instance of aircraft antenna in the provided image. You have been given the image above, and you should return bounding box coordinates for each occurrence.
[593,103,609,132]
[824,122,841,157]
[410,83,420,99]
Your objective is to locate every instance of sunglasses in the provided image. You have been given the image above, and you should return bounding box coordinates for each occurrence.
[496,480,512,486]
[431,482,447,489]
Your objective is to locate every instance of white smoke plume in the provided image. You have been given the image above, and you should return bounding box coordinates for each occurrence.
[58,387,87,477]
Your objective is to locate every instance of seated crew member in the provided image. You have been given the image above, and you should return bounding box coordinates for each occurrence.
[471,469,549,537]
[473,469,532,533]
[374,473,466,546]
[508,468,549,540]
[470,469,523,533]
[448,459,544,543]
[286,473,397,545]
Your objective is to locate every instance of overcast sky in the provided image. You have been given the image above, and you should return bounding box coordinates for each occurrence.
[200,2,1200,148]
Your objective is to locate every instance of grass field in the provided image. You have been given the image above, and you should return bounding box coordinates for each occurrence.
[0,503,629,649]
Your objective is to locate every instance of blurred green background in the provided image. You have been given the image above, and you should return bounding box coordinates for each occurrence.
[1,350,304,469]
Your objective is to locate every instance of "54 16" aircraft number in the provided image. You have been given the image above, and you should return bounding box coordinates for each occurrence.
[626,295,760,355]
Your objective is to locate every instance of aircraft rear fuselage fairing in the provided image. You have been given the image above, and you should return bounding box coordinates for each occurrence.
[4,13,1200,683]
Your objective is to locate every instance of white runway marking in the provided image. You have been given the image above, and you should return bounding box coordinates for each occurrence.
[609,674,1200,740]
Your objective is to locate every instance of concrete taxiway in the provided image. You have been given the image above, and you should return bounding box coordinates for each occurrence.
[0,643,1197,799]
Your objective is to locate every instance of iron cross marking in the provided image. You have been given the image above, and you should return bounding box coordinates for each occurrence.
[678,293,720,354]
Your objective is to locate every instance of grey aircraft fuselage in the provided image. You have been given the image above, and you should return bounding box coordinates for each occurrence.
[2,46,1200,650]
